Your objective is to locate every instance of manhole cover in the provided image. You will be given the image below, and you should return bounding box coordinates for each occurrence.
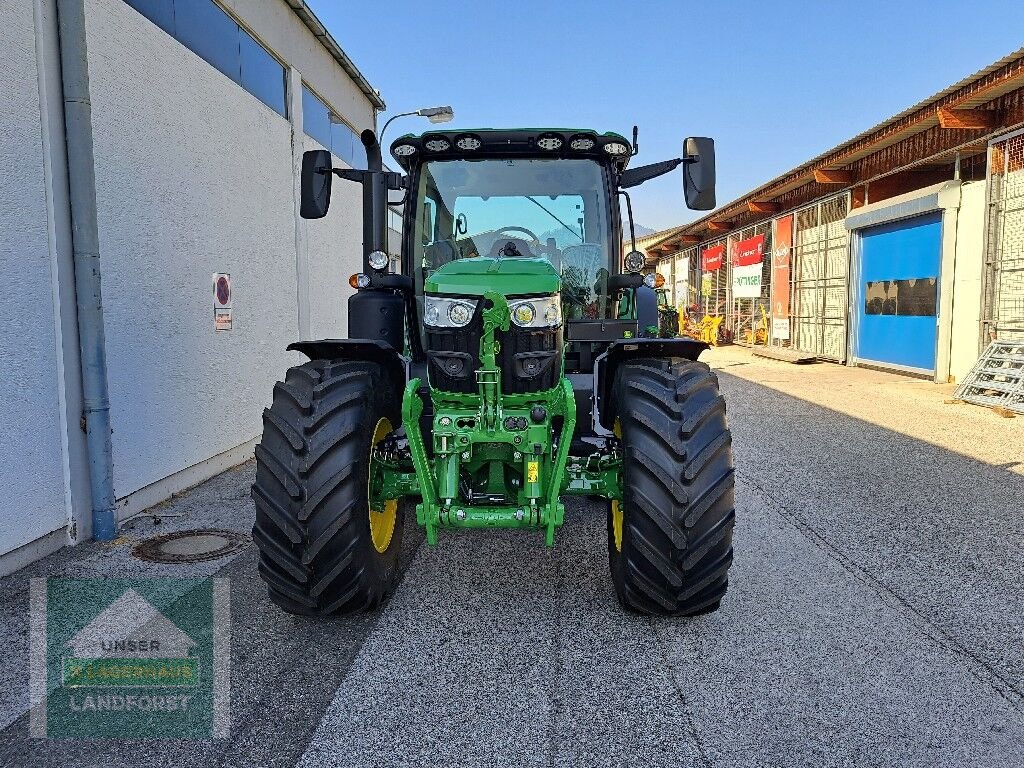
[133,529,249,564]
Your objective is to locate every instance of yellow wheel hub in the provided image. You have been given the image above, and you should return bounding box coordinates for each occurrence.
[611,418,623,552]
[611,499,623,552]
[368,417,398,554]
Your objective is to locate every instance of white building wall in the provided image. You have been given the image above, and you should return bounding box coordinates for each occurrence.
[85,0,303,501]
[222,0,376,135]
[949,181,986,383]
[0,1,72,555]
[303,136,362,340]
[1,0,376,565]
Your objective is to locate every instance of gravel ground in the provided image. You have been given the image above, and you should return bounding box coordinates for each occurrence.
[2,347,1023,767]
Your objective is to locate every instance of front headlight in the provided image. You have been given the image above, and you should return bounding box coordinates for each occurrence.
[510,296,561,328]
[424,296,477,328]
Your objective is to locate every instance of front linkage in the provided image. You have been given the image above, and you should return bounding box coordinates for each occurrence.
[377,292,620,547]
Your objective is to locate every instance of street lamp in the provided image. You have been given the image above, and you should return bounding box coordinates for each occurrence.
[380,105,454,146]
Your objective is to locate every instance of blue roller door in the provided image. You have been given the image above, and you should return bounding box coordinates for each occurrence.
[856,213,941,372]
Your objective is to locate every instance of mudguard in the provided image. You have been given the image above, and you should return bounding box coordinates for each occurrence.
[288,339,407,386]
[593,338,709,431]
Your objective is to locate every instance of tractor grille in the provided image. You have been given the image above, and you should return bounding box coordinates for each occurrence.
[425,299,562,395]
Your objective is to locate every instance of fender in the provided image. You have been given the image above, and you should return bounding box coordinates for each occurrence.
[593,338,709,431]
[288,339,407,386]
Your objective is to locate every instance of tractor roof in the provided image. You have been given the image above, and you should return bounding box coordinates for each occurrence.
[389,129,633,172]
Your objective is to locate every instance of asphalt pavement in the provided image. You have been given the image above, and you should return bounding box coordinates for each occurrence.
[2,348,1023,767]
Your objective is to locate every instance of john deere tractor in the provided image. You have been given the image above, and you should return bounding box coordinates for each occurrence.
[251,127,735,616]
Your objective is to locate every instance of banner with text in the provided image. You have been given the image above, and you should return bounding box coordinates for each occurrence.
[733,234,765,266]
[702,245,724,271]
[771,215,793,340]
[732,263,762,298]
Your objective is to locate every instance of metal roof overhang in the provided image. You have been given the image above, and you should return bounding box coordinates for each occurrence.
[284,1,386,111]
[643,47,1024,253]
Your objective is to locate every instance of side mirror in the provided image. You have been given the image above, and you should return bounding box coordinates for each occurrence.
[683,137,716,211]
[300,149,332,219]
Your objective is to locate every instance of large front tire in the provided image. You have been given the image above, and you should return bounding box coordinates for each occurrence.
[608,358,735,616]
[251,359,405,615]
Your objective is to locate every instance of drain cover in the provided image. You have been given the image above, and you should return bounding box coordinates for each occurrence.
[133,529,249,564]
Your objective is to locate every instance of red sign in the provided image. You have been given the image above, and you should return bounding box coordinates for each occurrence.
[702,245,724,271]
[771,216,793,338]
[733,234,765,267]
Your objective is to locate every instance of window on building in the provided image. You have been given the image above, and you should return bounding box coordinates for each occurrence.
[302,84,364,169]
[123,0,287,118]
[123,0,174,34]
[240,29,286,117]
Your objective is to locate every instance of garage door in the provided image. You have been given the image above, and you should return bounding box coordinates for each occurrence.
[856,212,942,373]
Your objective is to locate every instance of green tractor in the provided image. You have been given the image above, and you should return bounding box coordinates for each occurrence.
[655,287,680,338]
[251,128,735,616]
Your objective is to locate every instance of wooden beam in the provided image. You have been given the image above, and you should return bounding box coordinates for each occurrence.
[678,234,701,245]
[813,168,854,185]
[707,221,731,234]
[747,200,781,214]
[936,107,997,130]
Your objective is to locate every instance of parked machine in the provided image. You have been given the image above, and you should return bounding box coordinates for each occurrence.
[251,127,735,616]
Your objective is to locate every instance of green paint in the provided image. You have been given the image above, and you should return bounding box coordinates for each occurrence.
[424,257,560,297]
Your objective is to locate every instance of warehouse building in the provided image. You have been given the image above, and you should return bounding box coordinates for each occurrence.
[642,48,1024,384]
[0,0,388,573]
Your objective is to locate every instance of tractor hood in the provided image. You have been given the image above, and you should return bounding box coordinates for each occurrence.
[424,257,560,297]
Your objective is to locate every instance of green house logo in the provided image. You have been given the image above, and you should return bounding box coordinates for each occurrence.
[31,578,229,740]
[62,589,200,690]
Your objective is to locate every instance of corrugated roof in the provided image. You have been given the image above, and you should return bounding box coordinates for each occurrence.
[643,47,1024,249]
[284,1,386,111]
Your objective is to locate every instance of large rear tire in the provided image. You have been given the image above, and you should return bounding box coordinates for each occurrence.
[251,359,405,615]
[608,358,735,616]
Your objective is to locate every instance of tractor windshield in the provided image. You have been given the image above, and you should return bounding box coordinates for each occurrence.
[412,158,615,320]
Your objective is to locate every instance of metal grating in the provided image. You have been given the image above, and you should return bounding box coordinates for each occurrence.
[953,340,1024,413]
[700,237,730,322]
[791,194,851,361]
[727,220,773,347]
[984,132,1024,343]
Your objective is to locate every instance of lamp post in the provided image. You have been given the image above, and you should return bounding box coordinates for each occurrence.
[379,105,454,147]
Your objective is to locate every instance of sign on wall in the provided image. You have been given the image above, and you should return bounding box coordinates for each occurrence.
[702,245,724,271]
[732,264,762,298]
[733,234,765,266]
[213,273,232,331]
[730,234,764,299]
[771,215,793,340]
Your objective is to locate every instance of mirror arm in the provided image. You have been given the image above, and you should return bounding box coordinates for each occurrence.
[617,157,684,189]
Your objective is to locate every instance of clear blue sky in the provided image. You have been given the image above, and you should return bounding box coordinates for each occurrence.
[308,0,1024,233]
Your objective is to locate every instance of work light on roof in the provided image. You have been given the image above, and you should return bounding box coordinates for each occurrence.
[570,136,595,151]
[393,143,417,157]
[537,135,563,151]
[425,137,451,152]
[603,141,630,156]
[456,135,482,151]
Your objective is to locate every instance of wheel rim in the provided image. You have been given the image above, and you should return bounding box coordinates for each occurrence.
[612,417,623,552]
[368,417,398,554]
[611,499,623,552]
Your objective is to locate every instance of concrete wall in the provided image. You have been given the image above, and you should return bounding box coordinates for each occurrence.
[0,0,378,570]
[222,0,375,135]
[85,0,302,500]
[0,0,70,555]
[303,136,361,340]
[949,181,986,383]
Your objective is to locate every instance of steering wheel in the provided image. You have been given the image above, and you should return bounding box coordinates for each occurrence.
[496,226,541,242]
[489,226,542,258]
